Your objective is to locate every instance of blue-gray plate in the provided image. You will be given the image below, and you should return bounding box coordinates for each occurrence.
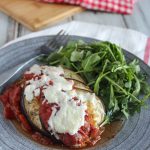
[0,36,150,150]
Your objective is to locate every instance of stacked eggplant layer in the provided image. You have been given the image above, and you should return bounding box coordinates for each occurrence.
[21,67,105,148]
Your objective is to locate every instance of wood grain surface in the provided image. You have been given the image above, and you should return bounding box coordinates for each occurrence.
[0,0,150,47]
[0,0,84,31]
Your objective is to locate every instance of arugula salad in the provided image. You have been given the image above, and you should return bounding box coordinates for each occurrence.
[39,41,150,125]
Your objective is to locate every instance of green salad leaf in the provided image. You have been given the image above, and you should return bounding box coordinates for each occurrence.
[39,41,150,125]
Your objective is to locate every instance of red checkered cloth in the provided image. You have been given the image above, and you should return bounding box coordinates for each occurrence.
[41,0,136,14]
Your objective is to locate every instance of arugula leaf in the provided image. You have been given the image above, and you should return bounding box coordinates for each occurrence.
[81,53,101,71]
[70,50,84,62]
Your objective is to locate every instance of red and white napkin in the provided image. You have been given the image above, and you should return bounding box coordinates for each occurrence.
[41,0,137,14]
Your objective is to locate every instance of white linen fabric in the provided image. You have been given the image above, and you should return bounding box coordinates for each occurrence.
[1,21,149,65]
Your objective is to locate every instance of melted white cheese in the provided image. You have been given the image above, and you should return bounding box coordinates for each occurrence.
[34,88,40,97]
[26,64,41,75]
[48,100,87,135]
[24,84,36,101]
[42,65,64,77]
[43,86,67,103]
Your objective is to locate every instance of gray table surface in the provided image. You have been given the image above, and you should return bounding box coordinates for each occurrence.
[0,0,150,47]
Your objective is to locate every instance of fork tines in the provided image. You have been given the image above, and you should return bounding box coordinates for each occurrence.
[41,30,70,54]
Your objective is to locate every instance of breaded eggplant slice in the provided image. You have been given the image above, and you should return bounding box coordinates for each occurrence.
[20,96,51,137]
[21,96,62,143]
[73,80,91,92]
[64,68,86,84]
[64,68,91,91]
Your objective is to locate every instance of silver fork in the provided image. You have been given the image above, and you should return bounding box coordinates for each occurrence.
[0,30,70,90]
[40,30,69,54]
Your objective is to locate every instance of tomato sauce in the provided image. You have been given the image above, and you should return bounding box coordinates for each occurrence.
[0,82,52,146]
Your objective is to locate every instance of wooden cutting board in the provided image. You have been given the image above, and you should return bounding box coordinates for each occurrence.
[0,0,84,31]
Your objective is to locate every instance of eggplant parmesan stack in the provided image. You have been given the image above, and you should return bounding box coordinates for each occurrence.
[22,64,105,148]
[1,64,105,148]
